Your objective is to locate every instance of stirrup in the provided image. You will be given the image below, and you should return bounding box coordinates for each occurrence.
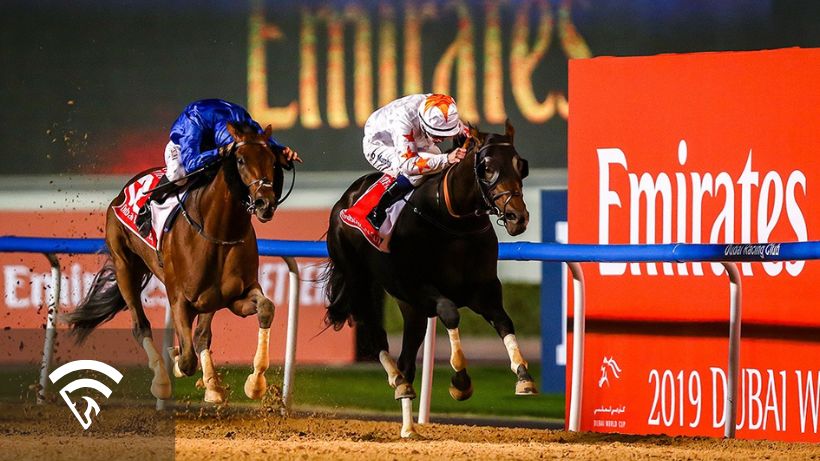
[136,207,152,238]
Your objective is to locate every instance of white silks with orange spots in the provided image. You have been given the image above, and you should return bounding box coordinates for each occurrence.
[362,93,461,186]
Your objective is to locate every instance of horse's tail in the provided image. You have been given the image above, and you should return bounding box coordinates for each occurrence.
[63,256,149,343]
[323,259,353,331]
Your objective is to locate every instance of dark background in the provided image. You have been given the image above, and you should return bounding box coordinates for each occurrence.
[1,0,817,175]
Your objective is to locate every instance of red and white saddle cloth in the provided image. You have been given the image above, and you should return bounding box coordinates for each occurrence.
[339,174,409,253]
[111,168,179,251]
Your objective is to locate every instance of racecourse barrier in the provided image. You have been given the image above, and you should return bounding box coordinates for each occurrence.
[1,235,819,438]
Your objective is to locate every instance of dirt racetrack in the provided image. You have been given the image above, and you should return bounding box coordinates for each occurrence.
[1,406,818,460]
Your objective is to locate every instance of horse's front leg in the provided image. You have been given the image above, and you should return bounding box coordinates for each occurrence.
[473,281,538,396]
[169,298,198,378]
[193,313,227,403]
[229,286,274,400]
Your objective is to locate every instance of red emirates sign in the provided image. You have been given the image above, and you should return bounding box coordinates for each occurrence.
[567,48,820,441]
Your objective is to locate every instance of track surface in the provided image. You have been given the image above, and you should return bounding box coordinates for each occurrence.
[2,406,818,460]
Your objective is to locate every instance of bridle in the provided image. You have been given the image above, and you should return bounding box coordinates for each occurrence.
[229,140,295,214]
[441,139,525,226]
[178,139,295,245]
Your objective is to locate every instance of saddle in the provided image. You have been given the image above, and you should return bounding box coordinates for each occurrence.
[113,169,211,250]
[339,174,410,253]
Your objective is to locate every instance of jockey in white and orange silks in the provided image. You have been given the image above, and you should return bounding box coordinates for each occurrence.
[360,93,468,230]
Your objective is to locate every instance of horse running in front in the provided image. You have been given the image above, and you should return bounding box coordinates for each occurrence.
[325,121,536,437]
[65,123,291,403]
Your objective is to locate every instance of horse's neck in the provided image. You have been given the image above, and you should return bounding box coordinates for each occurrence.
[440,152,482,219]
[198,168,251,240]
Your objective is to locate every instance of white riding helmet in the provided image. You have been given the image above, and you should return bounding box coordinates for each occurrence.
[418,94,462,137]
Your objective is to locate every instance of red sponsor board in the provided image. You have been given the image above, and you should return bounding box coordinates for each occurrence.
[0,208,354,365]
[567,48,820,441]
[575,334,820,441]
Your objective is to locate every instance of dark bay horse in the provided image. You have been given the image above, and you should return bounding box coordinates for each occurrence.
[325,121,536,437]
[65,123,290,403]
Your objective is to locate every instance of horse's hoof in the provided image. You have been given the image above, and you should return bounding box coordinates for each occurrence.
[204,387,227,404]
[394,382,416,400]
[244,373,267,400]
[449,371,473,401]
[151,380,172,400]
[400,426,423,439]
[401,429,424,440]
[515,379,539,396]
[448,382,473,401]
[172,357,186,378]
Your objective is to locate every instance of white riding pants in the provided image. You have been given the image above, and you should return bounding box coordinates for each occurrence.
[164,141,185,182]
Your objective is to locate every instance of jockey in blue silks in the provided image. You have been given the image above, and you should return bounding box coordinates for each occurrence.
[136,98,300,237]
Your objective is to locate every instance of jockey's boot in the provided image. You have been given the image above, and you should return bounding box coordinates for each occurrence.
[136,175,171,238]
[367,175,413,230]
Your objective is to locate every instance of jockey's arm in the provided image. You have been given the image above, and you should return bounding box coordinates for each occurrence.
[174,120,217,173]
[391,121,451,177]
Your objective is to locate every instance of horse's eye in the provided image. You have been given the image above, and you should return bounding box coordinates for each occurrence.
[237,157,245,166]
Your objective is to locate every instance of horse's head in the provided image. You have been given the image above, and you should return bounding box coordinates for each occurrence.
[225,122,290,223]
[467,120,529,236]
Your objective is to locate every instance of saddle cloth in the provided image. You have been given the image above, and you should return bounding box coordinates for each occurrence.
[339,174,409,253]
[112,168,180,251]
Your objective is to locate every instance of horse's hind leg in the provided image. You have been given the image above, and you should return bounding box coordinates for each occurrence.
[433,297,474,401]
[109,240,171,399]
[363,293,418,438]
[193,313,227,403]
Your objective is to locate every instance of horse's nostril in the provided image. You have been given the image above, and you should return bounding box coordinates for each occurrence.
[254,198,267,209]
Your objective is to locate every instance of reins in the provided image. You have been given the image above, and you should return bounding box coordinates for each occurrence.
[178,186,246,245]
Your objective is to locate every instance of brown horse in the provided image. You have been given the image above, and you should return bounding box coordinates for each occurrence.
[325,121,535,437]
[65,123,290,403]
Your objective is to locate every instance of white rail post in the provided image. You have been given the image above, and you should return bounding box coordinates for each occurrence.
[281,256,301,414]
[38,253,60,404]
[721,262,742,438]
[567,262,586,432]
[417,316,437,424]
[157,301,174,410]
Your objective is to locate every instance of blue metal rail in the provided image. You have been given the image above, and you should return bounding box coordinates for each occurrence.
[2,235,819,262]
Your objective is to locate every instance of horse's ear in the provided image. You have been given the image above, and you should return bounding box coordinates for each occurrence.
[468,124,486,145]
[263,124,273,140]
[226,122,241,141]
[504,118,515,142]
